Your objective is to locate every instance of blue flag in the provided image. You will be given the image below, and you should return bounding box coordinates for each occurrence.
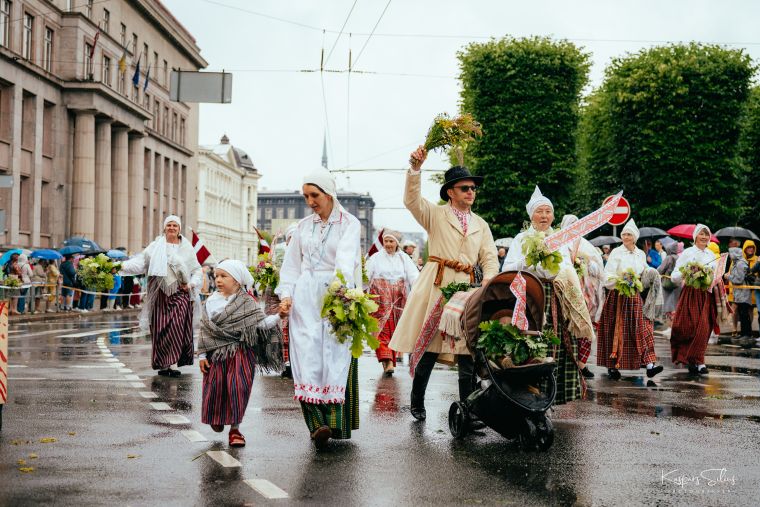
[132,53,141,87]
[143,66,150,92]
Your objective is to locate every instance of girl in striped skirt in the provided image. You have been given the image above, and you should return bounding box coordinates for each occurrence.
[197,260,284,447]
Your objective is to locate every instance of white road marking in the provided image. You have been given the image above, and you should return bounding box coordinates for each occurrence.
[206,451,241,468]
[7,377,48,380]
[139,391,158,398]
[108,363,126,368]
[119,368,133,373]
[101,353,114,357]
[58,328,130,338]
[244,479,289,499]
[162,414,190,425]
[181,430,208,442]
[8,365,28,368]
[117,332,150,339]
[130,382,146,388]
[150,402,172,411]
[69,365,122,369]
[103,358,119,362]
[124,374,141,381]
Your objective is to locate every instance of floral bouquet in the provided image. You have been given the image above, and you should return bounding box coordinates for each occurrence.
[477,320,560,369]
[521,228,563,275]
[573,256,588,280]
[249,254,278,293]
[1,275,21,288]
[77,253,120,292]
[321,270,380,358]
[679,261,713,291]
[424,113,483,164]
[612,268,643,297]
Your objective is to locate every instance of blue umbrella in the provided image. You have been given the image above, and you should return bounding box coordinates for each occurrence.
[106,249,128,259]
[62,236,104,253]
[59,245,85,255]
[0,248,23,266]
[30,249,63,260]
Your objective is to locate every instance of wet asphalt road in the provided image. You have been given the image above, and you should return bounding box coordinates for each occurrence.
[1,313,759,506]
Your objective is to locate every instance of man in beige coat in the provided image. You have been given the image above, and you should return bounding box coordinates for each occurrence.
[390,146,498,421]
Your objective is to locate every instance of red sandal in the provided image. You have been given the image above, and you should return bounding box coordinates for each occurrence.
[229,429,246,447]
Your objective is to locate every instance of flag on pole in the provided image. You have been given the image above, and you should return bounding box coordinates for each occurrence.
[132,52,142,87]
[89,31,100,59]
[255,227,270,254]
[509,272,529,331]
[366,228,385,258]
[118,51,127,74]
[191,229,211,265]
[143,65,150,92]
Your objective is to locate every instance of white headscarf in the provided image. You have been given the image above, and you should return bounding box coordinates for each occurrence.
[382,229,402,244]
[693,223,711,242]
[526,185,553,218]
[303,169,338,201]
[163,215,181,229]
[622,218,640,242]
[216,259,254,291]
[561,214,578,230]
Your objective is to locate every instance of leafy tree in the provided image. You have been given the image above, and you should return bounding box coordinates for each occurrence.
[738,87,760,234]
[458,36,591,236]
[579,43,754,229]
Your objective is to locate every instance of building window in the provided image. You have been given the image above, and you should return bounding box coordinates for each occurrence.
[162,105,168,136]
[163,59,168,86]
[117,68,125,94]
[358,208,366,219]
[102,8,110,33]
[153,51,158,77]
[131,33,137,55]
[85,0,93,19]
[153,99,160,130]
[43,27,53,72]
[276,208,284,219]
[143,43,148,66]
[22,13,33,60]
[179,118,185,146]
[264,208,272,220]
[0,1,10,49]
[102,55,111,86]
[120,23,126,47]
[143,92,150,111]
[287,207,296,219]
[171,112,177,141]
[84,43,94,78]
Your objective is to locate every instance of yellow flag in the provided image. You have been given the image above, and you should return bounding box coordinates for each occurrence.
[118,52,127,74]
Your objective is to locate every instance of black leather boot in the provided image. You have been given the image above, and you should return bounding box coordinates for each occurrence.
[410,352,437,421]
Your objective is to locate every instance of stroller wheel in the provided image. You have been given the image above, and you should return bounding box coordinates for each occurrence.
[534,415,554,452]
[448,402,469,439]
[519,418,538,451]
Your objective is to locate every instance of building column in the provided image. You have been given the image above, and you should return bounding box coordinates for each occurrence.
[31,94,43,247]
[71,110,96,238]
[94,119,113,247]
[110,127,129,249]
[127,134,144,252]
[145,148,154,241]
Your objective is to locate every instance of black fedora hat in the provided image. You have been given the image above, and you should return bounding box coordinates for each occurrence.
[439,166,484,202]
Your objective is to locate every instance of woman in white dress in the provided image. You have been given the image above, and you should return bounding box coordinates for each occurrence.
[275,170,362,449]
[365,229,418,376]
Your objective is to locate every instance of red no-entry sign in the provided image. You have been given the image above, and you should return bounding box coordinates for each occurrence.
[603,195,631,226]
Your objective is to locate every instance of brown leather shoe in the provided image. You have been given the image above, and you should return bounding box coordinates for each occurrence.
[310,425,331,449]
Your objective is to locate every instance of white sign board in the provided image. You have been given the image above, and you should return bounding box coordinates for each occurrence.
[170,71,232,103]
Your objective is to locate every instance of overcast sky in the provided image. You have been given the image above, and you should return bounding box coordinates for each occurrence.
[163,0,760,236]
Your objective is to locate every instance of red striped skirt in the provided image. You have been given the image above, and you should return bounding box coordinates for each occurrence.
[671,286,715,366]
[202,347,256,425]
[149,278,194,370]
[596,290,657,370]
[369,279,407,364]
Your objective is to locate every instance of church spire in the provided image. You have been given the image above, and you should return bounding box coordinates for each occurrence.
[321,132,328,169]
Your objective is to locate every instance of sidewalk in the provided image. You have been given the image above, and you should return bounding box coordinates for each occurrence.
[8,307,141,324]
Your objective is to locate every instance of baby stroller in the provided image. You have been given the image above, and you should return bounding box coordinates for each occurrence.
[449,270,557,451]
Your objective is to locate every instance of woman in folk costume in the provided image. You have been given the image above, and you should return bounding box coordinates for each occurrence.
[120,216,202,376]
[670,224,729,375]
[560,214,606,379]
[502,186,595,404]
[366,229,419,376]
[390,147,498,423]
[596,219,664,380]
[275,170,362,449]
[197,259,284,447]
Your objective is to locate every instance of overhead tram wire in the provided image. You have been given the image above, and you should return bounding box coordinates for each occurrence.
[324,0,359,66]
[352,0,392,69]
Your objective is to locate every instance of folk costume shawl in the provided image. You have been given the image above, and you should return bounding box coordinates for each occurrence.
[198,288,283,371]
[641,267,664,322]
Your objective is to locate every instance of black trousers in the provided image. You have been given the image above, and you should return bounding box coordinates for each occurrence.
[411,352,476,406]
[737,302,752,337]
[121,276,134,308]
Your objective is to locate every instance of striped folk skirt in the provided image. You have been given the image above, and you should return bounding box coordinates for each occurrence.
[596,290,657,370]
[149,278,194,370]
[369,279,407,365]
[671,286,716,366]
[202,347,256,426]
[542,281,581,405]
[300,357,359,439]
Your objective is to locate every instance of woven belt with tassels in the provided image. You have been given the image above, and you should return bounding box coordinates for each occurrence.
[427,255,475,287]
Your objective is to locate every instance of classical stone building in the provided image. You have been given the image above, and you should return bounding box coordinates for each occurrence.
[0,0,206,251]
[196,135,259,265]
[257,189,375,252]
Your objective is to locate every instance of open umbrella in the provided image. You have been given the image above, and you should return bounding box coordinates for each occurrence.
[589,236,622,247]
[30,249,63,261]
[106,249,128,259]
[660,236,677,249]
[667,224,719,243]
[59,245,85,256]
[62,236,105,253]
[714,226,759,242]
[638,227,668,240]
[0,248,23,266]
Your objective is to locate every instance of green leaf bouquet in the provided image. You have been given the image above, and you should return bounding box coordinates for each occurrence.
[679,261,713,291]
[321,270,380,359]
[77,253,121,292]
[522,228,563,275]
[613,268,643,297]
[477,320,560,368]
